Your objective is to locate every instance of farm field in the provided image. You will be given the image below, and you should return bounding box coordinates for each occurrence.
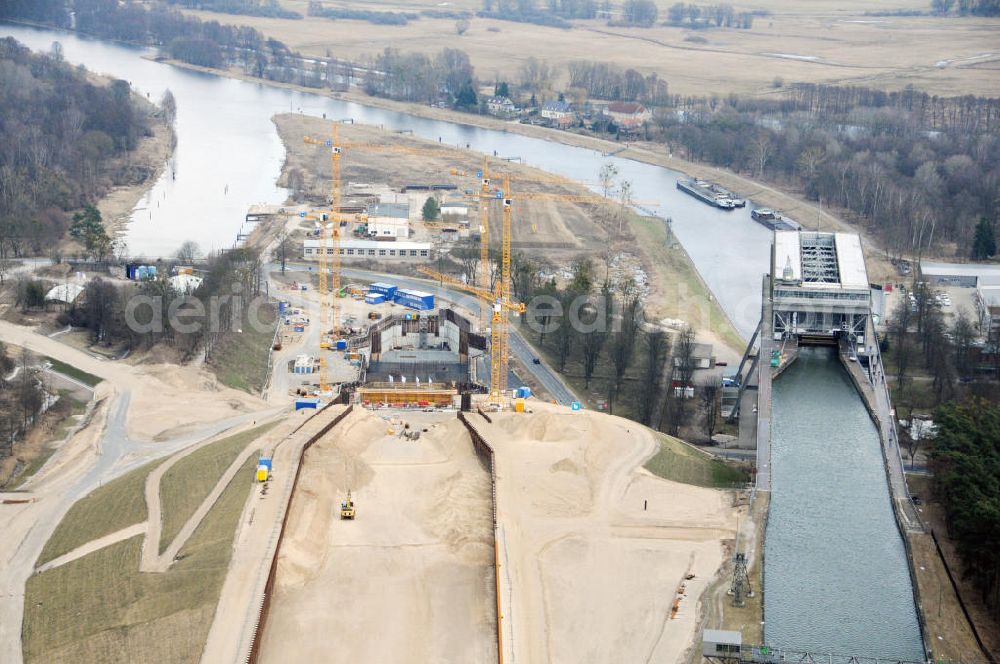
[183,0,1000,97]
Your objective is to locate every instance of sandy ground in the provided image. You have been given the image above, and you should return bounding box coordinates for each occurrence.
[257,408,497,663]
[185,2,1000,98]
[470,401,738,663]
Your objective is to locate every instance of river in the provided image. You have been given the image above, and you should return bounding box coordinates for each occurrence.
[2,22,924,659]
[4,21,776,339]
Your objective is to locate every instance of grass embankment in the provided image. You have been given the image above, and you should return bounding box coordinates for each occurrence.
[628,213,744,353]
[37,459,160,566]
[206,303,278,394]
[43,356,102,387]
[4,391,89,490]
[159,422,277,553]
[717,492,767,642]
[23,456,257,664]
[644,433,748,488]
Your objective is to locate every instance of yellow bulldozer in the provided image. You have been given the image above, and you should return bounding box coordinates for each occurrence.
[340,490,356,520]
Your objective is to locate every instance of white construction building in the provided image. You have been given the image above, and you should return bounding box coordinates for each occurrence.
[303,238,432,262]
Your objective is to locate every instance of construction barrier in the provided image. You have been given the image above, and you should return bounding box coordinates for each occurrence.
[457,411,503,664]
[245,403,354,664]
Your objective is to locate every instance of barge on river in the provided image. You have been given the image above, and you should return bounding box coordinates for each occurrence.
[751,208,802,231]
[676,178,745,209]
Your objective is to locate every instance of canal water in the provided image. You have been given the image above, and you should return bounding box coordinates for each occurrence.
[2,22,925,658]
[765,347,924,660]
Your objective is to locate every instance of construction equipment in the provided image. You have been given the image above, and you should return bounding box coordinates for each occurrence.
[417,264,525,408]
[256,455,273,482]
[340,490,356,519]
[303,124,442,393]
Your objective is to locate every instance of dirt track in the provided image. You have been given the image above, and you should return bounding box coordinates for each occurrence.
[257,409,497,663]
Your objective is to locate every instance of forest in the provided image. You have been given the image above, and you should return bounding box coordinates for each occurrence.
[644,85,1000,260]
[0,37,150,258]
[931,400,1000,622]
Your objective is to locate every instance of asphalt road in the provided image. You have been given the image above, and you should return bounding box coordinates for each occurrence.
[273,262,578,405]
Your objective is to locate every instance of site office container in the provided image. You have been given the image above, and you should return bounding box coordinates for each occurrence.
[365,293,386,305]
[368,282,398,298]
[393,289,435,310]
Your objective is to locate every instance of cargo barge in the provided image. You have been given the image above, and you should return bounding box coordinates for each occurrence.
[751,207,802,231]
[676,179,745,209]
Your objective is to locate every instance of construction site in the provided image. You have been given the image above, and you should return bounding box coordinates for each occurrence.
[4,110,748,664]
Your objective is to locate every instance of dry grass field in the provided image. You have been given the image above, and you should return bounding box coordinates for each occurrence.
[185,0,1000,97]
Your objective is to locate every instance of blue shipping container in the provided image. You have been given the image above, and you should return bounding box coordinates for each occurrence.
[368,282,397,298]
[295,398,320,410]
[335,339,348,350]
[365,293,386,305]
[278,301,287,315]
[394,289,434,311]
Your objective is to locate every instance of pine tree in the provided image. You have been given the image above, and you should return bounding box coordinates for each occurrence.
[422,196,440,221]
[972,217,996,260]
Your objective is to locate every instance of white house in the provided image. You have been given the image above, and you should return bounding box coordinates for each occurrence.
[541,100,574,127]
[487,96,518,118]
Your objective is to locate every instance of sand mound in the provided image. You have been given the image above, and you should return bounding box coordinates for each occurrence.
[493,411,585,444]
[424,469,492,562]
[549,457,582,475]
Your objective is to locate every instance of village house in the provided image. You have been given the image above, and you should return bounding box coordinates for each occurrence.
[541,100,575,128]
[487,96,518,118]
[605,101,651,128]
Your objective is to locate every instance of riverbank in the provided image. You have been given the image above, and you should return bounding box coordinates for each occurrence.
[148,55,895,287]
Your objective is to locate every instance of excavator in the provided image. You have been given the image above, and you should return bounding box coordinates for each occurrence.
[340,490,356,520]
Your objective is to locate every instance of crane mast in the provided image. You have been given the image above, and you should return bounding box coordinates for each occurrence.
[417,266,524,408]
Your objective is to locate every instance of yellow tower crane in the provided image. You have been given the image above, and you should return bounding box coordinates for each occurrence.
[417,265,525,407]
[302,123,448,392]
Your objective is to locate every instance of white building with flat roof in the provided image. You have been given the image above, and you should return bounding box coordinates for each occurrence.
[303,238,431,261]
[772,231,872,342]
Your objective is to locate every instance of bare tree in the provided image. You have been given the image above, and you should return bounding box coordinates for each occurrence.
[639,328,669,426]
[617,179,633,235]
[701,385,719,440]
[271,231,296,273]
[456,18,471,35]
[175,240,200,265]
[160,89,177,125]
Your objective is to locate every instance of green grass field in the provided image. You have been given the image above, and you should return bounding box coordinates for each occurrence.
[206,303,278,393]
[37,459,160,566]
[644,433,748,488]
[43,356,102,387]
[158,422,277,553]
[23,456,257,664]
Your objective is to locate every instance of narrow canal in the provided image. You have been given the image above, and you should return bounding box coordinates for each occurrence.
[765,347,924,659]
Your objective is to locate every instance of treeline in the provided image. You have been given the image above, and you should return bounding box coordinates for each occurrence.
[567,60,670,105]
[930,0,1000,15]
[0,0,293,77]
[665,2,756,28]
[165,0,302,19]
[0,344,46,459]
[930,400,1000,622]
[308,1,417,25]
[363,48,478,108]
[887,283,991,406]
[0,38,150,259]
[649,87,1000,259]
[61,247,267,359]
